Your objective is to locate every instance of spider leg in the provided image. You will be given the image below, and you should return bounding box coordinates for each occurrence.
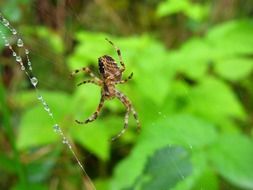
[111,107,130,141]
[131,107,141,132]
[70,67,101,82]
[77,79,101,86]
[105,38,125,72]
[111,90,140,141]
[115,72,133,85]
[75,96,105,124]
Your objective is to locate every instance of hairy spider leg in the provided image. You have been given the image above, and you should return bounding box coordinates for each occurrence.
[131,107,141,132]
[70,67,101,82]
[105,38,125,72]
[111,107,130,141]
[77,79,100,86]
[112,89,141,140]
[115,72,133,85]
[75,96,105,124]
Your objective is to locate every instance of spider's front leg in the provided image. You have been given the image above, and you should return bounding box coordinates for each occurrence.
[77,79,101,86]
[115,72,133,85]
[105,38,125,72]
[70,67,101,82]
[75,96,105,124]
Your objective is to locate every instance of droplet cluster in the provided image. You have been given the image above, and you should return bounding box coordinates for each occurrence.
[0,12,90,179]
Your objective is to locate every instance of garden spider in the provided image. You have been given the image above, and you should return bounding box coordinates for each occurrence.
[71,38,141,141]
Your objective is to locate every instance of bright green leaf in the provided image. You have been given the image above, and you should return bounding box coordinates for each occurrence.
[188,77,245,121]
[209,134,253,189]
[137,146,192,190]
[215,57,253,81]
[111,114,217,189]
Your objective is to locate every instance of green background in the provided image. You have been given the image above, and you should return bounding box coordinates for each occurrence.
[0,0,253,189]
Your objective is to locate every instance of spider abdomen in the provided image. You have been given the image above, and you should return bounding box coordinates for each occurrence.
[98,55,122,81]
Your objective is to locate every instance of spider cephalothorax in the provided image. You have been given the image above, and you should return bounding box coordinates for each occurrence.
[71,38,140,141]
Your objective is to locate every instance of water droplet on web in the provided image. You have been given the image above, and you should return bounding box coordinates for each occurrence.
[25,49,29,54]
[30,77,38,87]
[49,112,53,117]
[16,56,22,62]
[44,105,50,112]
[21,65,25,70]
[11,29,17,35]
[29,66,32,71]
[37,95,43,101]
[17,39,24,47]
[12,52,16,57]
[62,137,68,144]
[2,18,9,26]
[53,124,60,133]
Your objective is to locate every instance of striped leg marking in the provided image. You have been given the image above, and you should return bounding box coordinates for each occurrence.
[105,38,125,72]
[70,67,101,82]
[76,97,105,124]
[111,108,130,141]
[115,72,133,85]
[77,79,99,86]
[131,107,141,132]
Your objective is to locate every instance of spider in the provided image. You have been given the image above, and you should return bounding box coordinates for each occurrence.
[70,38,141,141]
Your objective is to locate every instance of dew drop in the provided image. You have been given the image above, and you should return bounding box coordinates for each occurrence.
[49,112,53,117]
[11,29,17,35]
[25,49,29,54]
[29,66,32,71]
[2,18,9,26]
[12,52,16,57]
[16,56,22,62]
[27,61,31,66]
[37,95,43,101]
[17,39,24,47]
[30,77,38,87]
[44,104,50,112]
[62,138,68,144]
[53,124,60,133]
[21,65,25,70]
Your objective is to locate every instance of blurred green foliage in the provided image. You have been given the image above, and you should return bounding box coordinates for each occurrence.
[1,0,253,190]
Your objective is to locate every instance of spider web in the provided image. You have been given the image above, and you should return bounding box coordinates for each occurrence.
[0,9,96,190]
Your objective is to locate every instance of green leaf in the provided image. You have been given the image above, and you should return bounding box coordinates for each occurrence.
[35,27,64,54]
[209,134,253,189]
[67,31,110,70]
[137,146,192,190]
[17,91,72,149]
[70,116,123,161]
[168,38,211,80]
[191,168,219,190]
[111,114,217,189]
[215,57,253,81]
[207,20,253,56]
[70,120,110,161]
[17,106,59,149]
[156,0,209,21]
[157,0,190,17]
[188,77,245,121]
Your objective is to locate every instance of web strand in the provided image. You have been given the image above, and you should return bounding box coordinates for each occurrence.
[0,12,96,190]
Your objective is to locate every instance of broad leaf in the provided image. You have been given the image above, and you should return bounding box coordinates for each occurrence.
[136,146,192,190]
[209,134,253,189]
